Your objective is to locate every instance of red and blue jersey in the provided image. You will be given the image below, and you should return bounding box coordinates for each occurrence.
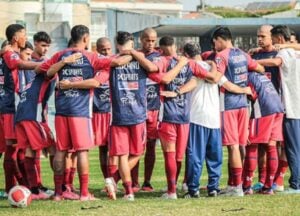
[201,51,216,61]
[145,51,161,111]
[248,72,283,119]
[40,48,111,118]
[159,57,207,124]
[215,48,258,111]
[15,67,55,123]
[0,51,21,114]
[93,55,111,113]
[252,50,281,94]
[109,60,148,125]
[0,57,5,106]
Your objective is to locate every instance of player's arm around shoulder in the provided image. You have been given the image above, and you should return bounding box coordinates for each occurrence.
[161,76,198,98]
[160,56,189,84]
[219,76,252,95]
[129,49,158,72]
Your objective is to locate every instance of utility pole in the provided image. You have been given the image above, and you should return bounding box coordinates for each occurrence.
[201,0,205,11]
[42,0,46,22]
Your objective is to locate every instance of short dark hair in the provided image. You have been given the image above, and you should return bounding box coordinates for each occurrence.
[183,42,200,58]
[5,24,25,42]
[70,25,89,44]
[20,41,33,51]
[33,31,51,44]
[115,31,134,45]
[290,29,297,37]
[271,25,291,41]
[159,36,174,46]
[211,26,232,41]
[67,38,74,48]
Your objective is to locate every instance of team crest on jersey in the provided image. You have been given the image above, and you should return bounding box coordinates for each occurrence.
[120,92,137,105]
[146,86,158,99]
[10,53,19,60]
[215,56,222,66]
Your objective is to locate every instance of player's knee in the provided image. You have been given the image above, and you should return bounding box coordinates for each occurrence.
[53,160,64,174]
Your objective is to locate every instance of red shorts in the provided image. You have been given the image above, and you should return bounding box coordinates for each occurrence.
[92,112,111,146]
[221,108,249,146]
[146,110,159,140]
[158,122,190,161]
[16,121,55,150]
[0,113,16,140]
[109,122,146,156]
[249,113,284,144]
[55,116,94,151]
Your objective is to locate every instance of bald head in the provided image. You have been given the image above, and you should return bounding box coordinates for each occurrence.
[96,37,112,56]
[140,28,157,53]
[257,25,273,50]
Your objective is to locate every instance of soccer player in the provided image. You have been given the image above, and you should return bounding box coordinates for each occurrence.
[242,71,284,195]
[37,25,115,201]
[257,25,300,193]
[212,26,264,196]
[131,28,161,192]
[94,37,114,182]
[15,41,57,200]
[157,36,220,199]
[1,24,41,194]
[248,25,288,192]
[163,42,252,198]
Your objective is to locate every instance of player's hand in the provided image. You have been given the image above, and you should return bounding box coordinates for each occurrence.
[59,79,72,89]
[119,49,132,56]
[273,44,285,51]
[63,53,82,64]
[160,90,178,98]
[205,60,216,70]
[1,44,13,53]
[178,56,188,66]
[244,86,253,95]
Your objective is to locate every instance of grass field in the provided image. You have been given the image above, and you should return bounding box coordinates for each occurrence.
[0,146,300,216]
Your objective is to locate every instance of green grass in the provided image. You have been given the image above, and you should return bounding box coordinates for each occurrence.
[0,147,300,216]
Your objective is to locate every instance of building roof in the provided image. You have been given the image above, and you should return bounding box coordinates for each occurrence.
[91,0,180,3]
[245,1,297,11]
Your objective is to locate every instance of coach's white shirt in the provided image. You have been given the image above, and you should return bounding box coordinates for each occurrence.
[277,48,300,119]
[190,61,220,129]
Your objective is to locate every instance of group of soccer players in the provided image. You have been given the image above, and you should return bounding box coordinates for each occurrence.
[0,22,299,202]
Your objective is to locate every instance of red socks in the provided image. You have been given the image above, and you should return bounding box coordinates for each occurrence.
[243,145,258,188]
[64,168,71,186]
[144,139,156,183]
[24,157,39,190]
[131,161,139,187]
[274,160,289,186]
[258,166,267,184]
[54,174,64,196]
[231,168,243,186]
[79,174,89,197]
[176,161,182,183]
[108,164,120,183]
[123,181,133,195]
[164,152,177,194]
[4,145,17,192]
[69,167,76,187]
[265,145,278,189]
[35,151,42,186]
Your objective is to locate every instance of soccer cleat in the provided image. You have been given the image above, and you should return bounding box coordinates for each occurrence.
[52,195,64,201]
[243,187,254,195]
[208,190,219,197]
[141,182,154,192]
[62,190,80,200]
[161,192,177,200]
[40,188,55,197]
[123,193,134,201]
[184,191,200,199]
[219,185,244,197]
[181,183,188,193]
[132,184,140,193]
[219,186,234,195]
[80,193,98,201]
[272,183,284,192]
[31,191,52,200]
[259,188,274,195]
[105,177,117,200]
[282,187,300,194]
[0,191,8,198]
[252,182,264,192]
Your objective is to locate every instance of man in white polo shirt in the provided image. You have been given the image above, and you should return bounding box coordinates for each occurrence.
[257,25,300,193]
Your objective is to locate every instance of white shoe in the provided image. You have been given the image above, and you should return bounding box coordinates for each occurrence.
[105,177,117,200]
[161,192,177,200]
[181,183,188,192]
[123,193,134,201]
[219,185,244,197]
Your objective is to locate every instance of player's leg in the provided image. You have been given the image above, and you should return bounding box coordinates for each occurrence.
[69,152,77,192]
[242,144,258,194]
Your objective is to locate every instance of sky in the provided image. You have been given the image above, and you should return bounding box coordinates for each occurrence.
[179,0,292,11]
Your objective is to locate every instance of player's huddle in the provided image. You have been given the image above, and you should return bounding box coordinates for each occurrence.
[0,23,299,202]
